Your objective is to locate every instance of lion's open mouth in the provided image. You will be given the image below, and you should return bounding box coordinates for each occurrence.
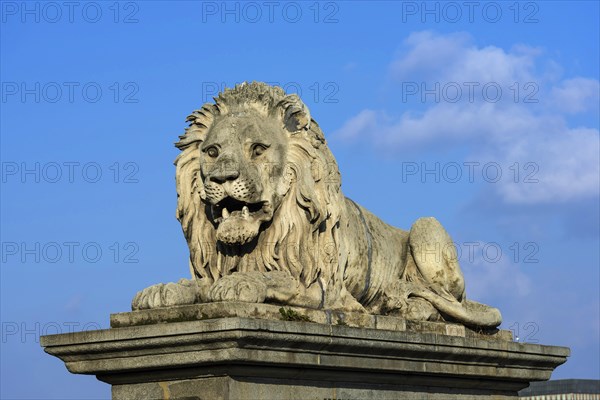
[211,197,274,245]
[212,197,270,225]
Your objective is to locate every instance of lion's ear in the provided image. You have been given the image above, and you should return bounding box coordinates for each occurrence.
[278,95,311,133]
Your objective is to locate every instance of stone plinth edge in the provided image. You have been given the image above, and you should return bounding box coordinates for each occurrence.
[41,306,569,399]
[110,302,512,340]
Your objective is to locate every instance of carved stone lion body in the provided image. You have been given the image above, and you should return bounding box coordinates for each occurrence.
[132,82,501,328]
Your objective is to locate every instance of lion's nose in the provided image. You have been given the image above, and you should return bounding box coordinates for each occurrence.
[209,167,240,183]
[210,170,239,183]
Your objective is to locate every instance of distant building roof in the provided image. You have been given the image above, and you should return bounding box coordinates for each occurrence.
[519,379,600,396]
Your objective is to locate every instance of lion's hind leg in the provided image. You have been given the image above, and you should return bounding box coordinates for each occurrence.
[403,217,502,327]
[381,283,443,322]
[408,217,465,301]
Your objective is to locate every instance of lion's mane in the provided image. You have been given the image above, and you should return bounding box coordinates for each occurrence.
[174,82,347,298]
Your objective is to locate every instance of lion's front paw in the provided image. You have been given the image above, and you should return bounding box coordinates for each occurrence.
[208,273,267,303]
[132,280,199,310]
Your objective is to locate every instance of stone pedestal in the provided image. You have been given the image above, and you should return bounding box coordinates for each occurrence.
[40,303,569,400]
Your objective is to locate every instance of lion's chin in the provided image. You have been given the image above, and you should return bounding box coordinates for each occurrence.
[216,215,263,245]
[213,200,275,245]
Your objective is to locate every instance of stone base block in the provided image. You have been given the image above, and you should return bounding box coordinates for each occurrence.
[112,375,520,400]
[41,303,569,400]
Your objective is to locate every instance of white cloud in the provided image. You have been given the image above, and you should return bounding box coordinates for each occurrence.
[335,31,600,205]
[550,78,600,114]
[335,109,382,141]
[390,31,538,85]
[490,126,600,203]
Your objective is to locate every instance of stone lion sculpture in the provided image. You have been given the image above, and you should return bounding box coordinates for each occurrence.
[132,82,501,328]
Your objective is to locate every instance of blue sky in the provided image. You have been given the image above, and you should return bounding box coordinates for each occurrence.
[1,1,598,398]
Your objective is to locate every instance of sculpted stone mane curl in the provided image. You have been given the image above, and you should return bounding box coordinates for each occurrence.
[133,82,502,328]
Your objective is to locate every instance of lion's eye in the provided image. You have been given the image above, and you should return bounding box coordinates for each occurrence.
[252,144,268,157]
[206,147,219,158]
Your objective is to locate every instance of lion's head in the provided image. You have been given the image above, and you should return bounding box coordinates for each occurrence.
[175,82,346,293]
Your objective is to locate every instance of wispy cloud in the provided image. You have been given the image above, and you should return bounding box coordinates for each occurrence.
[390,31,539,85]
[549,78,600,114]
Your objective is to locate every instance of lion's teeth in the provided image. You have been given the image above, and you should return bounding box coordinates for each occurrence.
[222,208,230,219]
[242,206,249,218]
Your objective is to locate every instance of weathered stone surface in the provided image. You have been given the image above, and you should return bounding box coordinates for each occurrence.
[132,81,502,328]
[41,312,568,400]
